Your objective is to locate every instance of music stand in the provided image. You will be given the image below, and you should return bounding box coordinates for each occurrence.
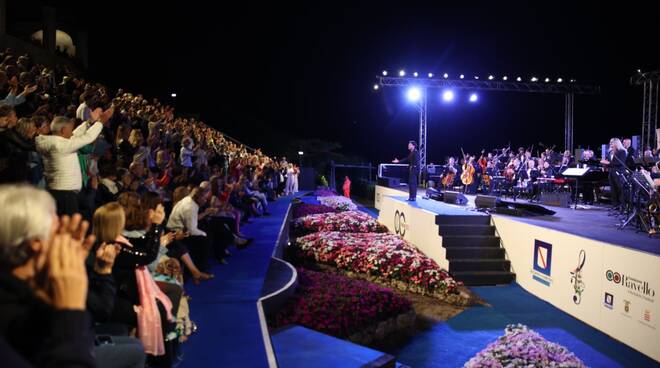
[561,167,590,209]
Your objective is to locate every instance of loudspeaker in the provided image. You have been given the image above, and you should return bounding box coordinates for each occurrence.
[475,195,499,208]
[377,177,401,188]
[443,191,468,205]
[497,200,556,216]
[539,192,571,207]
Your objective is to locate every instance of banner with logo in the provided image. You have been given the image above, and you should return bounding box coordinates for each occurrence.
[492,216,660,362]
[374,185,408,210]
[378,193,448,269]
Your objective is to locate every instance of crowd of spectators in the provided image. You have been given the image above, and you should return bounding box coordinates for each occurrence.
[0,48,300,367]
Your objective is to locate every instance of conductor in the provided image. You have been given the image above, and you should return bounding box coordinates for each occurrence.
[392,140,420,201]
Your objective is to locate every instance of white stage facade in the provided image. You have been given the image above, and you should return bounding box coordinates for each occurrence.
[375,185,660,362]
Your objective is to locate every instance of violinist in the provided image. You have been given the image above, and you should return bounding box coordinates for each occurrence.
[484,159,497,194]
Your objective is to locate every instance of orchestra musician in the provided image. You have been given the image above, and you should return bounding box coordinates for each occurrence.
[520,159,540,198]
[622,138,636,170]
[600,138,628,208]
[442,156,459,188]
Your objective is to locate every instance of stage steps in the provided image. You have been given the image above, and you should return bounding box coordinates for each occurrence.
[437,215,515,286]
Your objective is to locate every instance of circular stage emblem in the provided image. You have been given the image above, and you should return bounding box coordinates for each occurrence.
[613,272,621,284]
[606,270,614,281]
[393,210,406,236]
[394,210,401,234]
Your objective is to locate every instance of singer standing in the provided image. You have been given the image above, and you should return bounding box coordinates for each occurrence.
[392,140,420,201]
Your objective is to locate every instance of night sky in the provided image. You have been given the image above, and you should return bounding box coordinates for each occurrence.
[10,1,660,162]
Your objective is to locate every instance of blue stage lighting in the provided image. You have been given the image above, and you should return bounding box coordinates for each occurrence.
[399,70,406,77]
[407,87,422,102]
[442,90,455,102]
[469,93,478,102]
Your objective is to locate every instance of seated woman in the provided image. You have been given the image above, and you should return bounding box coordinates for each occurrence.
[92,202,176,367]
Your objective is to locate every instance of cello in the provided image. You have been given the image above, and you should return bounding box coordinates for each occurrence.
[460,148,475,186]
[441,157,457,188]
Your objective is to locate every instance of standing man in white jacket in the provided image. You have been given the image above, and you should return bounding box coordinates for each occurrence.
[36,107,112,215]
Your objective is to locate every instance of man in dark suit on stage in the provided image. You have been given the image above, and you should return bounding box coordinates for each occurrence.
[623,138,636,170]
[393,140,420,201]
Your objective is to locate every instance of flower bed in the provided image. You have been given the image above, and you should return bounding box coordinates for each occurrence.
[293,232,467,304]
[464,324,586,368]
[270,268,414,341]
[292,210,388,234]
[317,195,357,211]
[292,203,337,219]
[314,188,337,197]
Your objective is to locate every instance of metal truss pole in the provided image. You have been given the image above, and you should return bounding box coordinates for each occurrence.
[642,81,648,150]
[418,89,428,170]
[564,93,574,153]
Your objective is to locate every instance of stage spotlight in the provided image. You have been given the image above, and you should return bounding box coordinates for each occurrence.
[443,73,449,79]
[488,75,494,80]
[459,74,465,79]
[413,72,419,77]
[531,77,538,82]
[373,84,380,90]
[469,93,478,102]
[544,77,550,83]
[570,79,576,83]
[428,73,434,78]
[474,76,479,80]
[516,77,522,82]
[557,78,563,83]
[382,70,388,76]
[637,69,642,73]
[503,76,508,81]
[171,93,177,98]
[442,90,455,102]
[407,87,422,102]
[298,151,304,156]
[399,70,406,77]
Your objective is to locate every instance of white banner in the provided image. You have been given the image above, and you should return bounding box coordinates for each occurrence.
[378,194,448,269]
[492,216,660,362]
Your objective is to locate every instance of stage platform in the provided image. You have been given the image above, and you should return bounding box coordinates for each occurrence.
[375,184,660,362]
[377,185,659,256]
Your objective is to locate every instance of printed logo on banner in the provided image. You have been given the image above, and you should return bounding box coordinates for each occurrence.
[393,210,408,237]
[570,250,586,304]
[531,240,552,286]
[604,292,614,309]
[605,269,655,303]
[624,300,631,313]
[644,309,651,322]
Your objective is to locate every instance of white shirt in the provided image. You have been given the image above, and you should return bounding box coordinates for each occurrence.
[166,196,206,236]
[36,121,103,191]
[76,102,91,122]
